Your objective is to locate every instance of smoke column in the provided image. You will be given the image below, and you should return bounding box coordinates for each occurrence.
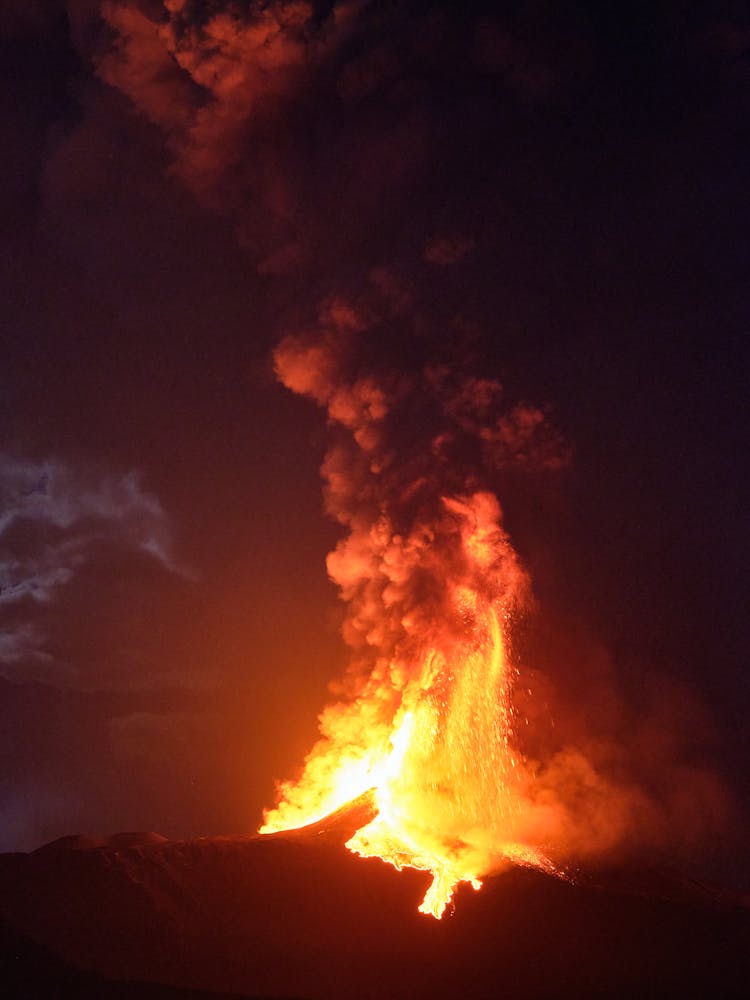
[90,1,738,899]
[260,290,569,914]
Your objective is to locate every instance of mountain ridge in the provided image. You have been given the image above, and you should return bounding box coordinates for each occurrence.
[1,820,748,999]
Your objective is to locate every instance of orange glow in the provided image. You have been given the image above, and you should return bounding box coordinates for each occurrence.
[261,491,558,918]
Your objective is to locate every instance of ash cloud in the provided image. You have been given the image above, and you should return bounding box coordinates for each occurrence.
[92,0,351,268]
[1,1,744,870]
[87,0,595,277]
[269,276,737,872]
[87,0,743,870]
[275,299,541,555]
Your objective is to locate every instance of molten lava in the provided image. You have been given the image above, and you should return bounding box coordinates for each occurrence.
[261,492,557,918]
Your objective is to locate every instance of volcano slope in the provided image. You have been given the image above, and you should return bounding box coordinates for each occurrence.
[0,809,747,1000]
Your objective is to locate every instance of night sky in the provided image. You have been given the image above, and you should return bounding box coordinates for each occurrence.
[1,1,748,887]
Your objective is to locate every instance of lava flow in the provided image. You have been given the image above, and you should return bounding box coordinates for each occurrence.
[260,310,562,917]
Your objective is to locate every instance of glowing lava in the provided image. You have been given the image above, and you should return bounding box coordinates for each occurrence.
[261,492,556,918]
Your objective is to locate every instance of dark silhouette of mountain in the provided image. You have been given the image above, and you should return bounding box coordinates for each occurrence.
[1,811,748,1000]
[0,915,299,999]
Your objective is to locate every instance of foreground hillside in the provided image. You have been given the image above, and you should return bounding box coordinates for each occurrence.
[0,823,748,1000]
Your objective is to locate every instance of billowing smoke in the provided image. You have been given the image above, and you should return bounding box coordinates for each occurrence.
[88,0,590,276]
[512,627,733,866]
[265,285,561,835]
[92,0,361,271]
[88,0,738,876]
[266,278,733,880]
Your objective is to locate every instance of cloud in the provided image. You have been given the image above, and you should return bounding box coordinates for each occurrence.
[0,623,50,664]
[0,452,181,668]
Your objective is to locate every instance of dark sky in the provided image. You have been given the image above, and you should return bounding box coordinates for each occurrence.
[1,1,748,885]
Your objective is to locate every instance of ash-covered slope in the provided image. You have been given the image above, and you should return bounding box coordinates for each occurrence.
[0,812,747,1000]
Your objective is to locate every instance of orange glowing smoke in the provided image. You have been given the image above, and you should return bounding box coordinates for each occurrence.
[260,495,557,916]
[260,302,562,917]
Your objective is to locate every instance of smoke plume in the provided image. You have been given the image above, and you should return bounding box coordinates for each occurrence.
[265,273,734,878]
[87,0,739,877]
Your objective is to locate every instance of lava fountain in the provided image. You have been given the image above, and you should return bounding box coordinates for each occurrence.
[260,302,563,917]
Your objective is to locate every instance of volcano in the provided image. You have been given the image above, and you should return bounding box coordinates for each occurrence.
[1,803,747,1000]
